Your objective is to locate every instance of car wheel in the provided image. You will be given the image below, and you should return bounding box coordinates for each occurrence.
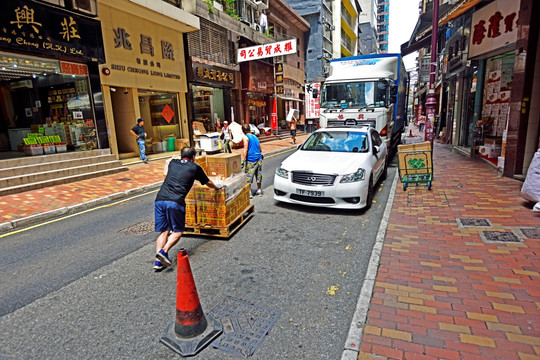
[365,176,374,210]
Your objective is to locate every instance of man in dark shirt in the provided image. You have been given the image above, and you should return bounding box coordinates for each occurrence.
[130,118,148,163]
[153,147,222,271]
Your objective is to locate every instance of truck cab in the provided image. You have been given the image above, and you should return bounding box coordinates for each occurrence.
[319,54,407,152]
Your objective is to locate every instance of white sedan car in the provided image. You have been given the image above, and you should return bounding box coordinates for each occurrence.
[273,126,388,209]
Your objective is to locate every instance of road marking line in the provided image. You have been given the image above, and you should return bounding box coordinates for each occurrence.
[341,168,399,360]
[0,190,158,239]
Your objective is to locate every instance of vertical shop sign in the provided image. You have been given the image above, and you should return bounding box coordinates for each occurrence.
[305,83,321,119]
[469,0,519,58]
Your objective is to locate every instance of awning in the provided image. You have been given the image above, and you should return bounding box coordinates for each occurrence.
[275,95,304,102]
[440,0,486,25]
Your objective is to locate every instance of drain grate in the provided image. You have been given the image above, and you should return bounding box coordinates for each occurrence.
[480,231,521,243]
[520,228,540,239]
[208,297,280,358]
[118,221,154,235]
[457,218,492,228]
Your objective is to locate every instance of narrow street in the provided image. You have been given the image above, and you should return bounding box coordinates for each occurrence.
[0,150,397,359]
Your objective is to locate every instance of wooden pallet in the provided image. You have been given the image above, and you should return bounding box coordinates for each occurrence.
[183,204,255,239]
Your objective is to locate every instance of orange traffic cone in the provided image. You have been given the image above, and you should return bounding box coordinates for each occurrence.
[160,248,222,356]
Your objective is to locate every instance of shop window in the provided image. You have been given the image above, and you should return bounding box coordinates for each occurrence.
[192,86,225,132]
[64,0,97,15]
[138,90,183,142]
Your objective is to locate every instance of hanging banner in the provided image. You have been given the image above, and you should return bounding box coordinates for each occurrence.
[237,39,297,63]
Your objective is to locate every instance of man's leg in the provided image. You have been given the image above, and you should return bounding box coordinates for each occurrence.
[156,231,170,254]
[255,160,263,195]
[137,139,147,161]
[162,232,183,253]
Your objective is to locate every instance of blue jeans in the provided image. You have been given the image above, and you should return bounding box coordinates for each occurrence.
[137,138,147,161]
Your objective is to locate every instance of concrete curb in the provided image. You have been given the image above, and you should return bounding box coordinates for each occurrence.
[0,182,165,234]
[341,169,399,360]
[0,145,296,234]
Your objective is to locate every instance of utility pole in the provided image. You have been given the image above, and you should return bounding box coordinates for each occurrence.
[424,0,439,149]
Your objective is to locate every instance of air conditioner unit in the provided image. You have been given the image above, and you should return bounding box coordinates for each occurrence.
[254,0,269,10]
[251,23,261,32]
[10,80,33,90]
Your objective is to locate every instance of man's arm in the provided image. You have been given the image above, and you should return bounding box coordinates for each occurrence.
[242,135,249,161]
[130,129,138,138]
[205,180,224,190]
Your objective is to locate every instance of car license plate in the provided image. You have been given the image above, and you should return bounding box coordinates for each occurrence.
[296,189,325,197]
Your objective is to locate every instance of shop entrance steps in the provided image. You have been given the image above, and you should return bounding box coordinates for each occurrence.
[0,149,127,196]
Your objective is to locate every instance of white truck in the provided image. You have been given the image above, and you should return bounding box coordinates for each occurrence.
[319,54,409,152]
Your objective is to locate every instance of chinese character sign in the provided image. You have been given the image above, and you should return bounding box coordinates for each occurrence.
[237,39,297,63]
[305,83,321,119]
[469,0,519,59]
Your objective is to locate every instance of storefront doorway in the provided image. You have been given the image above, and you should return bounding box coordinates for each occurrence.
[192,86,225,132]
[0,53,99,157]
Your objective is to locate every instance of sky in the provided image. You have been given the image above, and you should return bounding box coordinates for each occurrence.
[388,0,421,72]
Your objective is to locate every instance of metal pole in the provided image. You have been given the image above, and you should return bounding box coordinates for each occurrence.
[424,0,439,149]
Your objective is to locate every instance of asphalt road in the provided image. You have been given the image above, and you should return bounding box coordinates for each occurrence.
[0,149,397,359]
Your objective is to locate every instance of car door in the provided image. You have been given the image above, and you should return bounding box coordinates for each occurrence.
[371,130,385,180]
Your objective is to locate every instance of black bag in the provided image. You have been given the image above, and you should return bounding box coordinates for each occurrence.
[220,132,225,140]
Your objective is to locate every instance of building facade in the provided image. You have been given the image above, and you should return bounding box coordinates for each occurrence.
[404,0,540,179]
[377,0,389,53]
[285,0,334,82]
[332,0,361,58]
[358,0,379,55]
[97,0,199,159]
[0,0,106,154]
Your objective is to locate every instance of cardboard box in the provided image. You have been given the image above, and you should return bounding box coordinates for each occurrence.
[175,138,190,151]
[206,153,242,178]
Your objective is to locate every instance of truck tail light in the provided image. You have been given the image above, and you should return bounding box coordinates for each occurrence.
[380,125,388,136]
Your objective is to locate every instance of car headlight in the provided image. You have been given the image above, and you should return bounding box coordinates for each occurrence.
[276,165,289,179]
[340,168,366,183]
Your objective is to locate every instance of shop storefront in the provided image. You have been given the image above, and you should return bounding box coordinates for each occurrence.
[0,0,105,156]
[188,60,238,132]
[241,60,274,128]
[275,61,305,132]
[468,0,519,168]
[97,0,198,159]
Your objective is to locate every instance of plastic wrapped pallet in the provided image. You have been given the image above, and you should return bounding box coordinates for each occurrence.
[196,185,250,226]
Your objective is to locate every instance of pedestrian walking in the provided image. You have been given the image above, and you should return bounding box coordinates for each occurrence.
[290,117,297,144]
[221,120,232,153]
[130,118,148,163]
[153,147,222,271]
[241,124,263,198]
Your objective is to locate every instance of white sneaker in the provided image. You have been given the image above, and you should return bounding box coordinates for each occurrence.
[255,189,263,197]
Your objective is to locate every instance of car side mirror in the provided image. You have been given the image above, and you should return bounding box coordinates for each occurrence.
[297,143,303,150]
[373,145,380,155]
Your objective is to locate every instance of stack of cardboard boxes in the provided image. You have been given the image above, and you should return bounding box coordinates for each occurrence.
[164,152,250,228]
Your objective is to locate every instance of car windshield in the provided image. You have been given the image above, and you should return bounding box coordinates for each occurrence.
[321,81,387,109]
[301,131,369,153]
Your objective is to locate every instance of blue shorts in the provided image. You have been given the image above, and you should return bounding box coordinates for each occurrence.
[154,200,186,233]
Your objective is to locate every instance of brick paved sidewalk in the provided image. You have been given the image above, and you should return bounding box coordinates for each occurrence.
[0,134,308,224]
[359,128,540,359]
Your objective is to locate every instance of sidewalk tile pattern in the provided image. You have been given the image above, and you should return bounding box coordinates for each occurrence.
[0,135,307,223]
[359,130,540,360]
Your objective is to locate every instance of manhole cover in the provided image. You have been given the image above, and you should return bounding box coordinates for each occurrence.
[480,231,521,243]
[521,228,540,239]
[118,221,154,235]
[208,297,280,358]
[457,218,492,227]
[117,178,132,182]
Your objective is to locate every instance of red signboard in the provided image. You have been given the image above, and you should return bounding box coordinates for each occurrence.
[271,98,277,131]
[161,104,175,124]
[60,61,88,76]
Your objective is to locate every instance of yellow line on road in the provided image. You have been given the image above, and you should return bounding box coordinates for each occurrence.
[1,149,293,239]
[0,190,158,239]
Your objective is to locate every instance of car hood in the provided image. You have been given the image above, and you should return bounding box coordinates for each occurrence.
[281,150,370,175]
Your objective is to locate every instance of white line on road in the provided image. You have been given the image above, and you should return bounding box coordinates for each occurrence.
[341,170,399,360]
